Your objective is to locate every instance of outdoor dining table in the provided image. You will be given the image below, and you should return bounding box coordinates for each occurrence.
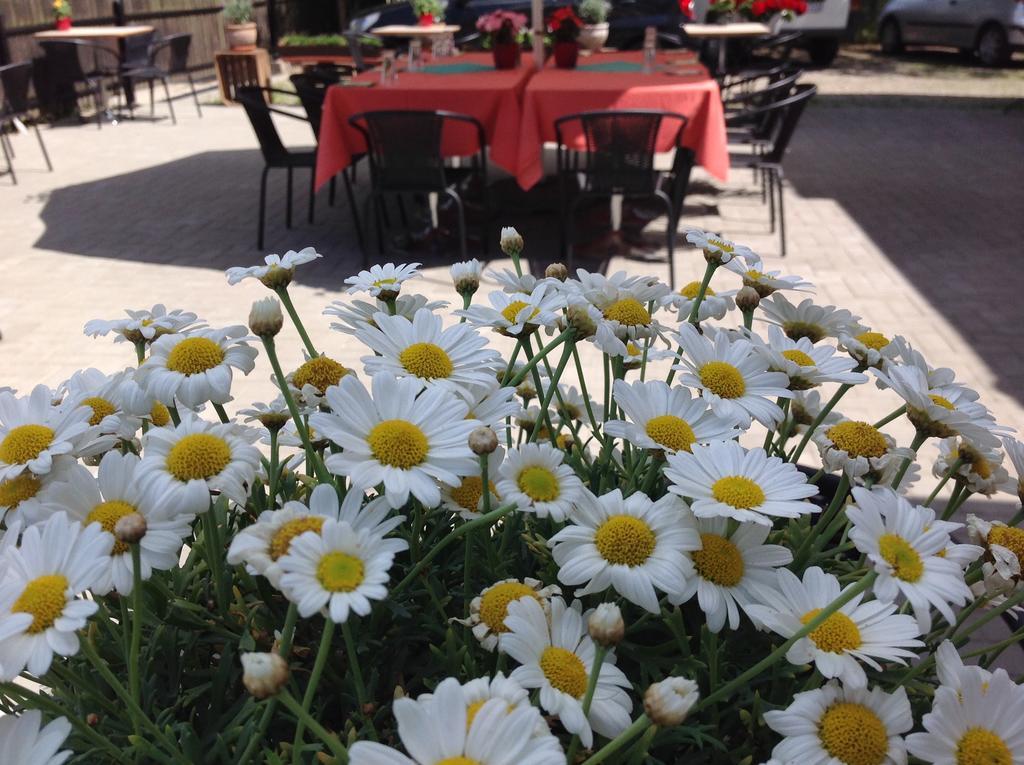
[315,52,535,190]
[514,51,729,190]
[681,22,772,75]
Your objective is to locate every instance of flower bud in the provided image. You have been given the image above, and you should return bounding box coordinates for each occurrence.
[565,303,597,340]
[249,297,284,339]
[451,259,482,297]
[588,603,624,647]
[258,265,294,290]
[86,713,101,727]
[469,426,499,455]
[258,412,290,432]
[545,262,568,282]
[500,227,524,258]
[114,512,147,544]
[241,652,290,699]
[735,286,761,313]
[643,677,699,727]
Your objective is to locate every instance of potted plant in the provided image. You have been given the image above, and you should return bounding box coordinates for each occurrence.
[548,6,583,69]
[476,10,529,69]
[413,0,444,26]
[747,0,808,31]
[577,0,610,52]
[223,0,258,51]
[52,0,72,31]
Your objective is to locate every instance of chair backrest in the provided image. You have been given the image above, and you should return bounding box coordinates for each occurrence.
[289,73,328,137]
[235,85,290,165]
[0,61,33,117]
[555,110,688,196]
[0,12,11,67]
[39,40,90,83]
[761,83,817,164]
[121,30,156,70]
[161,33,192,74]
[112,0,127,26]
[349,109,485,193]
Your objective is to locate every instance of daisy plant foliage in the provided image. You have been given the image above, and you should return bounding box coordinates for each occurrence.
[0,233,1022,765]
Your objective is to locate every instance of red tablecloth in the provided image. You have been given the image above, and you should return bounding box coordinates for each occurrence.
[314,53,534,190]
[515,52,728,190]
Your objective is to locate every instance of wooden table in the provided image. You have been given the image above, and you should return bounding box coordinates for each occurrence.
[371,24,461,38]
[34,25,154,40]
[682,22,771,75]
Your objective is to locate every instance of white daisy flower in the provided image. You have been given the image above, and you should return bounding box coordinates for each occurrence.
[310,374,479,510]
[837,327,898,369]
[348,676,564,765]
[672,324,792,428]
[461,381,521,438]
[357,308,501,392]
[486,266,542,294]
[138,326,258,409]
[454,577,560,652]
[137,414,261,515]
[495,442,585,521]
[549,489,700,613]
[660,280,737,322]
[455,284,564,338]
[441,447,504,519]
[765,681,913,765]
[966,514,1024,584]
[723,253,814,297]
[933,437,1014,496]
[759,293,861,344]
[58,367,144,440]
[920,508,982,570]
[789,389,830,434]
[664,440,818,527]
[604,379,741,454]
[0,512,113,679]
[847,487,973,631]
[0,385,94,481]
[502,596,632,748]
[934,639,993,695]
[1004,436,1024,500]
[225,246,321,287]
[0,710,72,765]
[907,667,1024,764]
[277,518,408,622]
[813,418,916,487]
[0,457,75,527]
[684,229,756,264]
[570,269,669,344]
[671,515,792,633]
[238,396,292,431]
[282,352,353,409]
[84,304,201,345]
[344,262,421,298]
[324,294,448,336]
[756,326,867,391]
[450,258,483,294]
[37,452,193,595]
[746,566,922,687]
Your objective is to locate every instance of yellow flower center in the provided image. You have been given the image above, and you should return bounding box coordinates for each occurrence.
[603,298,651,327]
[958,444,993,480]
[269,516,326,561]
[373,277,398,288]
[437,758,481,765]
[698,361,746,399]
[150,401,171,427]
[956,728,1012,765]
[500,300,540,324]
[988,526,1024,567]
[0,474,42,509]
[450,476,497,511]
[166,433,232,481]
[0,424,55,465]
[316,551,365,592]
[625,342,642,357]
[929,394,955,411]
[707,238,733,253]
[539,646,588,699]
[711,476,765,509]
[745,269,764,280]
[782,349,815,367]
[13,574,68,634]
[292,356,349,394]
[81,396,117,426]
[878,533,924,582]
[692,533,745,586]
[817,702,889,765]
[86,500,137,555]
[594,515,656,567]
[783,321,826,344]
[478,581,539,632]
[517,466,560,503]
[855,331,890,351]
[367,419,428,469]
[399,342,454,380]
[826,421,888,458]
[165,337,225,375]
[801,609,862,653]
[680,281,716,299]
[644,415,696,452]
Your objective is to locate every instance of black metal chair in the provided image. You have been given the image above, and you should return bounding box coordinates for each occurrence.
[0,61,53,185]
[38,39,118,129]
[555,110,694,289]
[235,85,318,249]
[120,32,202,124]
[728,83,817,257]
[348,109,491,260]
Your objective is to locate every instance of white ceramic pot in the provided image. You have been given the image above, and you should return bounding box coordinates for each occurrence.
[578,22,609,52]
[225,22,258,51]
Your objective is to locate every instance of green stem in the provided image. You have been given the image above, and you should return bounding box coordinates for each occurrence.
[566,645,608,763]
[507,329,573,387]
[572,345,606,448]
[925,457,964,507]
[529,342,575,444]
[134,340,147,366]
[203,507,230,618]
[278,602,299,656]
[941,483,972,521]
[342,620,376,736]
[686,262,718,325]
[742,308,754,331]
[292,619,336,763]
[801,474,851,564]
[278,689,349,763]
[276,287,319,358]
[268,428,280,508]
[873,405,906,429]
[581,714,651,765]
[129,543,144,724]
[788,383,854,464]
[891,430,928,489]
[213,402,231,424]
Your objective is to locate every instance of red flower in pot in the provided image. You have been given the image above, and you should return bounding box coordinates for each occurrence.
[548,6,583,69]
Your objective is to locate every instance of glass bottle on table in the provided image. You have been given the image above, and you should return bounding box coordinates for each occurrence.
[381,50,397,84]
[409,38,422,71]
[642,25,657,74]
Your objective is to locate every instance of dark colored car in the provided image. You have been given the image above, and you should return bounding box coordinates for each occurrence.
[350,0,689,49]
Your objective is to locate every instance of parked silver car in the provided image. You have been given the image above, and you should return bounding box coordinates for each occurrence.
[878,0,1024,66]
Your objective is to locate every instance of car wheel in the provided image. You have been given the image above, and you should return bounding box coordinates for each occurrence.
[879,18,903,55]
[806,37,840,67]
[977,24,1010,67]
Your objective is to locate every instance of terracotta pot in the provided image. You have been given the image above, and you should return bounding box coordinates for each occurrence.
[55,17,72,31]
[225,22,258,51]
[553,40,579,69]
[578,22,609,52]
[492,42,520,69]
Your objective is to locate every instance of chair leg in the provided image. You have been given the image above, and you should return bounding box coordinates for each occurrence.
[257,166,269,250]
[776,168,787,257]
[2,131,14,159]
[149,80,155,117]
[285,167,293,229]
[33,124,53,172]
[94,87,103,130]
[188,73,202,118]
[480,184,491,257]
[342,169,367,260]
[373,194,387,259]
[308,167,316,225]
[329,176,336,207]
[446,190,467,260]
[161,78,176,125]
[767,168,776,233]
[1,130,15,185]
